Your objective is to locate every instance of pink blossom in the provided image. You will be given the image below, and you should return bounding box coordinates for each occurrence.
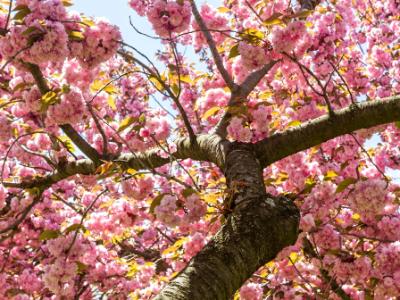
[147,0,191,37]
[240,283,263,300]
[227,117,252,142]
[46,88,85,124]
[70,19,121,68]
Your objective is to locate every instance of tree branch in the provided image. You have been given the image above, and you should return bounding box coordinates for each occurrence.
[25,63,101,164]
[3,134,226,190]
[214,61,278,137]
[155,144,299,299]
[190,0,236,90]
[255,96,400,167]
[118,48,197,143]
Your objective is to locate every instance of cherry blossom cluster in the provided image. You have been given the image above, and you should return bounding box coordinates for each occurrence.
[0,0,121,69]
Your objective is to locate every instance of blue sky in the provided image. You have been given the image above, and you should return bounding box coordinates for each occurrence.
[72,0,162,56]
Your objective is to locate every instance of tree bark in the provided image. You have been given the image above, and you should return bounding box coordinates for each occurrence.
[155,143,300,300]
[255,96,400,167]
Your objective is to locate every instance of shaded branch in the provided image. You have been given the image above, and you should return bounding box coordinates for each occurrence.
[255,95,400,167]
[3,134,226,190]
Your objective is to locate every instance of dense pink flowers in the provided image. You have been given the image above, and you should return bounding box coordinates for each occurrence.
[238,42,273,71]
[70,19,121,68]
[0,0,120,69]
[227,117,252,142]
[184,194,206,222]
[0,112,10,141]
[240,283,263,300]
[154,195,180,226]
[271,21,308,54]
[47,88,85,124]
[146,0,191,37]
[347,179,391,222]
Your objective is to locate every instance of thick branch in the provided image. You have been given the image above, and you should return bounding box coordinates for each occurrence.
[255,96,400,167]
[4,134,225,190]
[155,144,300,299]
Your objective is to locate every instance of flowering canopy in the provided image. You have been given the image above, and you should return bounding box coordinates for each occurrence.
[0,0,400,299]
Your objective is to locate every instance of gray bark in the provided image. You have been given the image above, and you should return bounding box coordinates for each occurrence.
[155,143,300,300]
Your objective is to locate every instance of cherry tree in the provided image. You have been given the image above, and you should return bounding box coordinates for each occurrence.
[0,0,399,299]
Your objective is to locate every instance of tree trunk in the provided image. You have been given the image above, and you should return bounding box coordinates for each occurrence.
[155,143,300,300]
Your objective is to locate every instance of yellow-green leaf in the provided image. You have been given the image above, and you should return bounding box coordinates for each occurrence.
[39,230,60,241]
[149,75,165,91]
[57,135,75,152]
[336,178,357,193]
[40,91,59,112]
[62,0,73,7]
[287,120,302,127]
[202,106,221,120]
[217,6,230,13]
[68,30,84,41]
[179,74,192,84]
[107,96,116,110]
[228,44,240,59]
[150,194,167,214]
[118,116,135,132]
[13,6,30,21]
[288,252,298,265]
[263,12,283,26]
[324,170,338,181]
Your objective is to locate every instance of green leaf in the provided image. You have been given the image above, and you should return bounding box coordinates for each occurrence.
[64,224,85,234]
[118,116,136,132]
[150,194,166,214]
[182,188,196,198]
[289,10,313,19]
[202,106,221,120]
[76,261,88,274]
[395,121,400,129]
[22,26,42,36]
[228,44,240,59]
[336,178,357,193]
[39,229,61,241]
[27,33,45,47]
[40,91,58,112]
[13,6,31,21]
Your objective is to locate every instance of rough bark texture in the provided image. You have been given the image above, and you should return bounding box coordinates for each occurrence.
[155,144,300,300]
[255,96,400,167]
